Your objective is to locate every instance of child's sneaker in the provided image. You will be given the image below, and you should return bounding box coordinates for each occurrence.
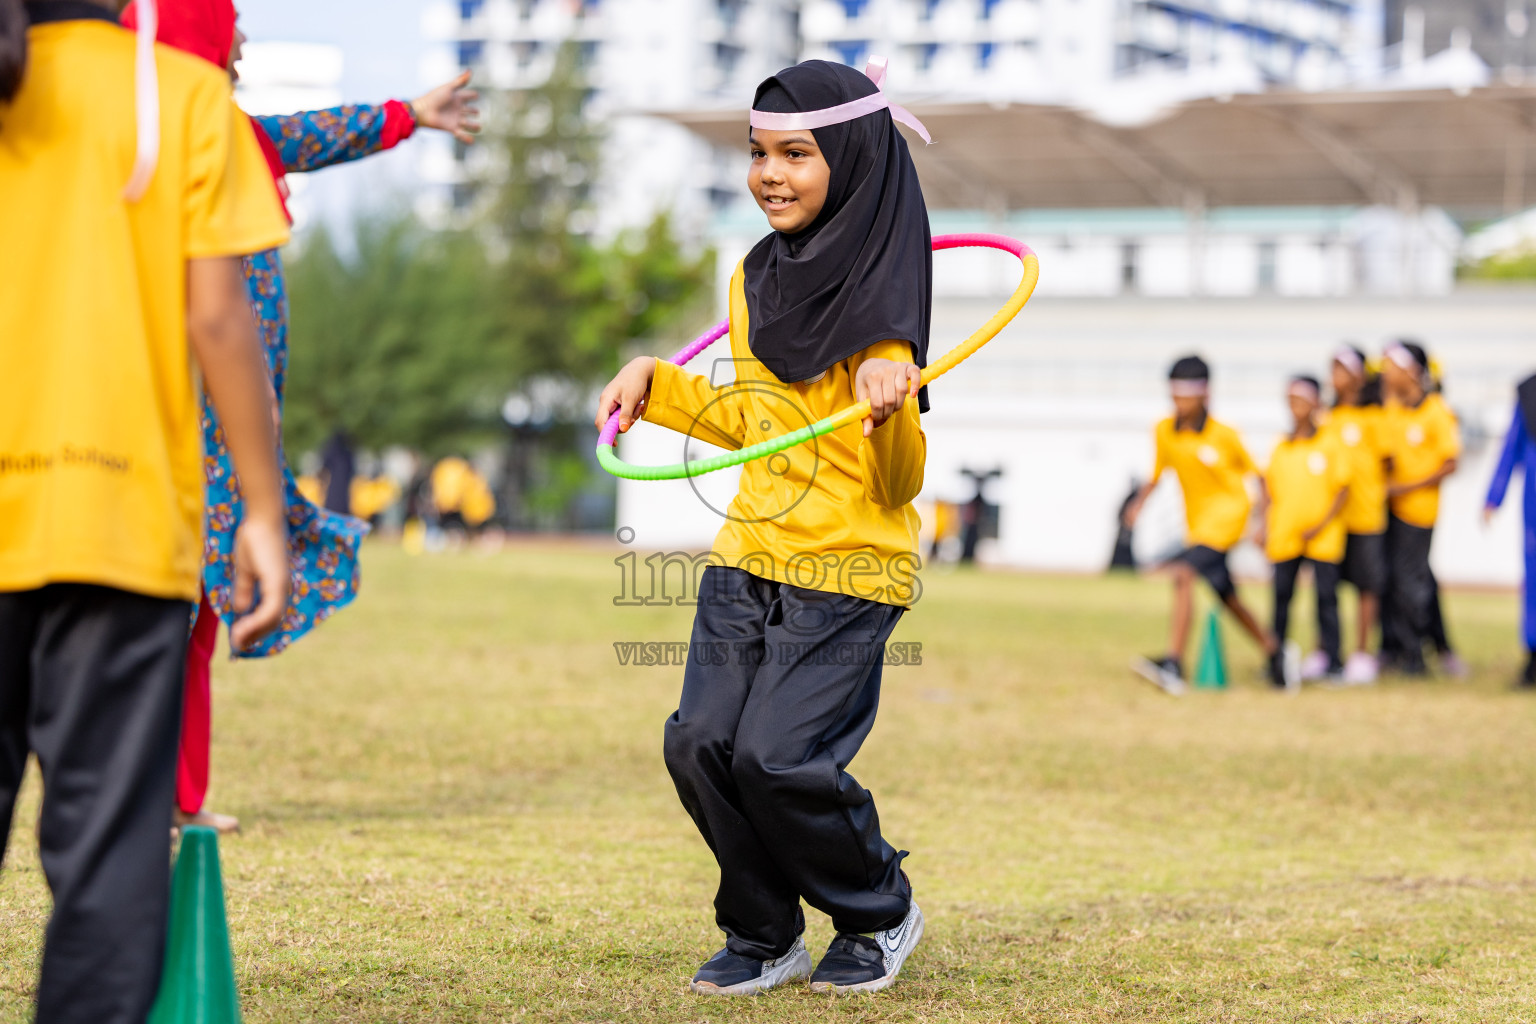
[1300,649,1331,681]
[1269,644,1301,692]
[1132,656,1188,696]
[809,902,924,995]
[1342,651,1378,685]
[689,937,811,996]
[1438,651,1470,679]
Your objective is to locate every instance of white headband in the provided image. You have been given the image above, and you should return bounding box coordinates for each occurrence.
[1169,379,1209,398]
[1332,346,1363,377]
[123,0,160,202]
[1289,379,1320,403]
[1384,343,1420,373]
[750,56,932,145]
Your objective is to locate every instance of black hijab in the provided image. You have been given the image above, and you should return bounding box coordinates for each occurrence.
[1519,372,1536,441]
[744,60,933,412]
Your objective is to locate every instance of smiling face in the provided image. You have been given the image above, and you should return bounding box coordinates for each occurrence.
[749,128,831,234]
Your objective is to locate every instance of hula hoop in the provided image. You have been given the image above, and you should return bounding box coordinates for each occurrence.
[597,233,1039,481]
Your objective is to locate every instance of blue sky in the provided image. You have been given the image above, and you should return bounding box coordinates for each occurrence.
[237,0,439,233]
[240,0,430,102]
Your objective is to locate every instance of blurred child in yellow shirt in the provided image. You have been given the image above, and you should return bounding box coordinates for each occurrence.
[1320,345,1388,684]
[1379,341,1460,677]
[1124,356,1280,694]
[1259,376,1350,687]
[0,3,290,1018]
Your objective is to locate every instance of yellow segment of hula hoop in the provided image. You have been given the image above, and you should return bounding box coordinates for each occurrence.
[596,248,1039,481]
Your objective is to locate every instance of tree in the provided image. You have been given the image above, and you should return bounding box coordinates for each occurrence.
[283,218,506,457]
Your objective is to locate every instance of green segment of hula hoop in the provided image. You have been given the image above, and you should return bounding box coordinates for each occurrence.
[595,402,867,481]
[599,249,1040,481]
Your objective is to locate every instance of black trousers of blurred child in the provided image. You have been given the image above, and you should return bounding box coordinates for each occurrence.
[1273,558,1343,672]
[0,585,188,1024]
[663,566,912,962]
[1381,515,1437,673]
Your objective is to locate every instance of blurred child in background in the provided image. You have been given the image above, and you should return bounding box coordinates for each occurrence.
[1321,345,1387,684]
[1125,355,1281,694]
[1258,376,1351,689]
[1379,341,1461,677]
[1484,372,1536,688]
[120,0,480,832]
[0,0,290,1018]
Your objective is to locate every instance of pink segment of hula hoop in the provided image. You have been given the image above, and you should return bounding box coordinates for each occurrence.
[932,232,1032,259]
[596,233,1031,447]
[597,319,730,446]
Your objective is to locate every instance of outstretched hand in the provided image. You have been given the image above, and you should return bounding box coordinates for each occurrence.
[854,358,922,437]
[413,70,481,145]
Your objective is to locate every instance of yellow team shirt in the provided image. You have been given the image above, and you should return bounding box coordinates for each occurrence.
[640,260,926,606]
[1383,394,1460,529]
[1264,431,1350,564]
[0,21,290,600]
[1151,414,1256,552]
[1319,404,1388,536]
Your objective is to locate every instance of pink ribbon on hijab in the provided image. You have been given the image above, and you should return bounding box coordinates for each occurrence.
[749,56,932,145]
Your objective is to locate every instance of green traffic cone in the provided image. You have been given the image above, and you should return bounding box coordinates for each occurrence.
[1194,609,1228,689]
[149,825,241,1024]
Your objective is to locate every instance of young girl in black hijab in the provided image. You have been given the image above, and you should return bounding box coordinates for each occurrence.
[596,58,932,996]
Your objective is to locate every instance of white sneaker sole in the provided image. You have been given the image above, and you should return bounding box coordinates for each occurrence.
[810,903,925,995]
[689,941,811,996]
[1131,658,1186,696]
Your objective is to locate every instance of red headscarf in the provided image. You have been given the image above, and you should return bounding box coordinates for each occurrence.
[122,0,292,223]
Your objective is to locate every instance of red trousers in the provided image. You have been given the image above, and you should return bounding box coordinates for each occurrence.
[176,593,218,815]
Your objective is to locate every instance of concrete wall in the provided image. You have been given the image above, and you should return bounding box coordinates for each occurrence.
[616,287,1535,587]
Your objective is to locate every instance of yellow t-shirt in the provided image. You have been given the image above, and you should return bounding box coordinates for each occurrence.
[0,21,290,600]
[1264,432,1350,564]
[1319,404,1388,536]
[640,260,926,607]
[1383,394,1460,528]
[1151,414,1256,552]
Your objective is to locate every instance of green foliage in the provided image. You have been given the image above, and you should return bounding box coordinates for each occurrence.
[483,40,714,385]
[283,219,506,457]
[1460,250,1536,280]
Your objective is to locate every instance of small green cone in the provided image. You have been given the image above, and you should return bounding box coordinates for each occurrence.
[148,825,241,1024]
[1194,609,1228,689]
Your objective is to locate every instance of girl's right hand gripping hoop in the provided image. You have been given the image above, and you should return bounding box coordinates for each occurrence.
[596,234,1039,481]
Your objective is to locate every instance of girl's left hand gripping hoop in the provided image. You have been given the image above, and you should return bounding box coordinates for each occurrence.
[596,234,1039,482]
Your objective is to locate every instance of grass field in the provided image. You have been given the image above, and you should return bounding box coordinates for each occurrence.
[0,541,1532,1023]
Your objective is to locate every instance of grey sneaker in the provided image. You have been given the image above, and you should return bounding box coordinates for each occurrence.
[688,936,811,996]
[808,902,924,995]
[1132,655,1188,696]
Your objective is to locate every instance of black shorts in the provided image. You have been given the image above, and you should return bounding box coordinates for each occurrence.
[1171,545,1235,601]
[1340,531,1386,595]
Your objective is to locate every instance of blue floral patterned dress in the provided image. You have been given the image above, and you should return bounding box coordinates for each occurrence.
[202,104,406,658]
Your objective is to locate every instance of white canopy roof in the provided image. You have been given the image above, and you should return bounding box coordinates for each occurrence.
[663,85,1536,216]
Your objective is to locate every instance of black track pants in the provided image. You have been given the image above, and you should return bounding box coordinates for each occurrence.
[0,584,189,1024]
[1382,515,1436,671]
[663,566,910,960]
[1272,558,1343,670]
